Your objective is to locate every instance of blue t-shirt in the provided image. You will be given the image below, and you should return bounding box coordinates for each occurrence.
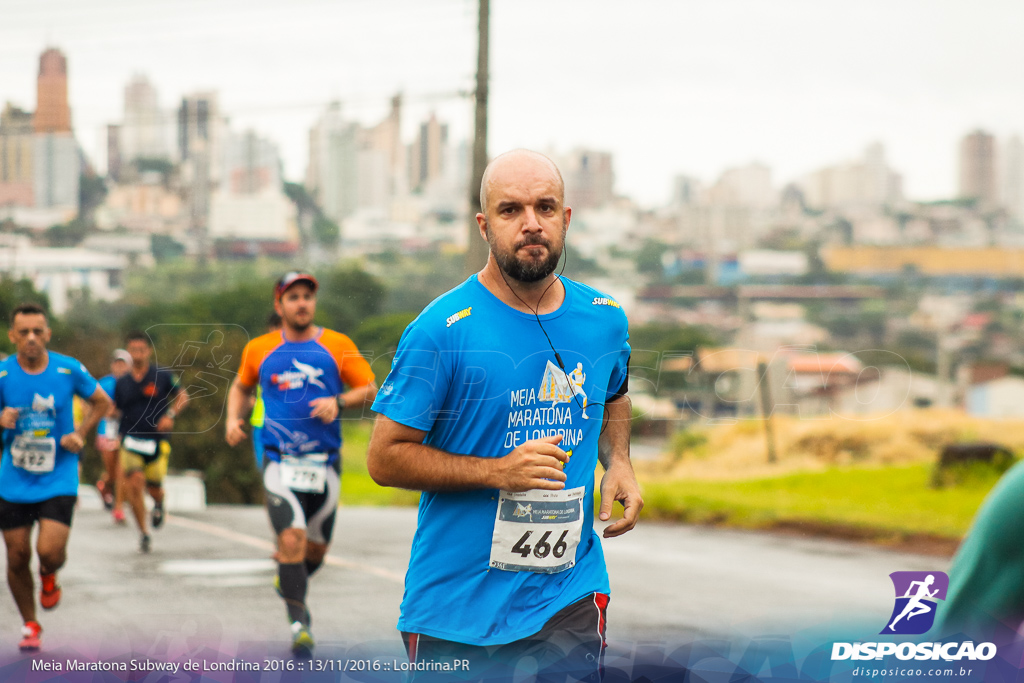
[0,352,98,503]
[96,374,119,440]
[372,275,630,645]
[98,374,117,399]
[238,329,375,464]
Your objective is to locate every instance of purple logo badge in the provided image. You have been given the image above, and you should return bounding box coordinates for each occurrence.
[881,571,949,635]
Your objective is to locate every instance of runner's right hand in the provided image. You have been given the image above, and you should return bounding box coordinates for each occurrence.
[225,418,248,446]
[492,435,568,492]
[0,407,18,429]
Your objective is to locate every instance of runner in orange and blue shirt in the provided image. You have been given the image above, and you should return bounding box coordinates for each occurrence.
[225,272,376,657]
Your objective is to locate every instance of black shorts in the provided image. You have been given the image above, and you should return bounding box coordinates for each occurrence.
[402,592,609,682]
[0,495,77,531]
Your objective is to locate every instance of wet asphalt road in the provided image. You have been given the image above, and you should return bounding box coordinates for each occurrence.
[0,497,943,669]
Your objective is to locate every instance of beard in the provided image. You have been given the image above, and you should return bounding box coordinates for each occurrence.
[488,221,567,283]
[284,312,313,332]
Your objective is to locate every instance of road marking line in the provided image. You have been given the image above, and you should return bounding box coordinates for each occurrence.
[167,514,404,584]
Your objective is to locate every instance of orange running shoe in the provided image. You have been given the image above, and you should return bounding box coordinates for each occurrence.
[40,572,61,610]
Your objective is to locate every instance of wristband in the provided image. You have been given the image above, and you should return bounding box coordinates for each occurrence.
[166,409,177,420]
[335,395,347,410]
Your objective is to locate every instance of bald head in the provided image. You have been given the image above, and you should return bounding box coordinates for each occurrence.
[479,149,565,215]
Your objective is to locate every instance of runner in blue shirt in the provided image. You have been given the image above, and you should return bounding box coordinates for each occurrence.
[368,150,643,681]
[0,303,111,652]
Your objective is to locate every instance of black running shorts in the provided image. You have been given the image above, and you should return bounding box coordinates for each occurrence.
[402,592,609,682]
[0,495,77,530]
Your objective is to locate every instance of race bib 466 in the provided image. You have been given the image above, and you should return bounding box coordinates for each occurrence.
[489,486,585,574]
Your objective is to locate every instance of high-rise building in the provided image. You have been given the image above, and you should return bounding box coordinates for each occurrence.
[671,175,702,207]
[32,48,78,213]
[959,130,998,207]
[307,96,404,224]
[210,129,294,244]
[0,104,35,208]
[177,92,223,230]
[33,134,79,210]
[34,48,71,134]
[801,143,902,211]
[122,75,169,165]
[710,162,775,209]
[560,149,615,209]
[409,112,447,193]
[1002,136,1024,221]
[106,124,122,182]
[178,92,220,167]
[307,102,358,223]
[223,129,281,194]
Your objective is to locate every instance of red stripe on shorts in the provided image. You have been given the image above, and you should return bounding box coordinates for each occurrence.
[408,633,419,663]
[593,592,609,640]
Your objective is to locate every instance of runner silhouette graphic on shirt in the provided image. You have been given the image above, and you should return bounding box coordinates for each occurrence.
[888,574,938,631]
[567,363,589,420]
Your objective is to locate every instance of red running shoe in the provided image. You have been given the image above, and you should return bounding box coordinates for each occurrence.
[18,621,41,651]
[96,480,114,510]
[113,508,126,524]
[40,573,61,610]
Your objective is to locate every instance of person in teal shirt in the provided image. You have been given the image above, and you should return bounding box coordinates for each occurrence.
[938,459,1024,637]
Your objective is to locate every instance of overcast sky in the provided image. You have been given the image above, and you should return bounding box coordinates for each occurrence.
[2,0,1023,206]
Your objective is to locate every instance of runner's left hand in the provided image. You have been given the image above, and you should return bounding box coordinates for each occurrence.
[309,397,339,423]
[599,462,644,538]
[61,432,85,454]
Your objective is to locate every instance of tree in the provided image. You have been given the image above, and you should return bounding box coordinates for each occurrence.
[312,215,340,246]
[46,219,88,247]
[635,239,669,278]
[315,267,386,334]
[628,323,721,394]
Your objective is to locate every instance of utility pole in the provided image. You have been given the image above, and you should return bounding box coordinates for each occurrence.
[757,360,778,464]
[464,0,490,275]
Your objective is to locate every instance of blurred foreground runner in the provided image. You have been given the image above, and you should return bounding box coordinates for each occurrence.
[938,459,1024,636]
[0,303,110,651]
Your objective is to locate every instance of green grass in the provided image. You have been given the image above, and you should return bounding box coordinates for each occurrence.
[339,420,998,541]
[339,420,421,507]
[640,464,999,539]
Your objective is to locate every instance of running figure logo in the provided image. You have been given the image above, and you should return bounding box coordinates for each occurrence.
[513,503,534,522]
[881,571,949,635]
[567,362,589,420]
[538,360,589,419]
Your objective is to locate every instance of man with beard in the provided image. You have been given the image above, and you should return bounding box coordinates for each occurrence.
[368,149,643,681]
[226,273,376,657]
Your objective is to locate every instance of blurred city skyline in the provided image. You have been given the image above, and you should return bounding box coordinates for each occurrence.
[2,0,1024,206]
